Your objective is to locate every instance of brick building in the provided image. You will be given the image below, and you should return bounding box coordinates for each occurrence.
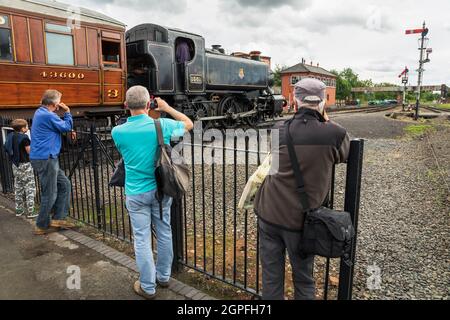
[281,61,337,107]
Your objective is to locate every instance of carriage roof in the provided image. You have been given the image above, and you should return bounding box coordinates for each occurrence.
[0,0,125,29]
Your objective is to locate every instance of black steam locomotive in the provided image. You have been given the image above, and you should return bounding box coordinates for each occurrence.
[126,23,285,128]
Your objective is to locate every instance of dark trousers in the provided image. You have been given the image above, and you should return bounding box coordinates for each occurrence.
[31,158,71,229]
[259,219,315,300]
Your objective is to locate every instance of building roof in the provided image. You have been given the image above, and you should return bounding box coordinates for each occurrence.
[0,0,125,28]
[281,62,336,77]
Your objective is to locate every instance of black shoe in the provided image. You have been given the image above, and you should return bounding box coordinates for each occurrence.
[156,279,170,288]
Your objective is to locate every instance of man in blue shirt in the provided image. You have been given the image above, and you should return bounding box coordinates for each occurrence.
[30,89,75,235]
[112,85,193,299]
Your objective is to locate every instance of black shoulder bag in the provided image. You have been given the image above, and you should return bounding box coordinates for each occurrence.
[109,159,125,187]
[285,119,355,265]
[154,119,190,219]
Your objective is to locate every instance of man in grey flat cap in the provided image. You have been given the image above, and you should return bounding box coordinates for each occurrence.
[254,78,350,300]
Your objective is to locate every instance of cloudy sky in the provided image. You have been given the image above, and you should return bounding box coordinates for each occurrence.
[71,0,449,85]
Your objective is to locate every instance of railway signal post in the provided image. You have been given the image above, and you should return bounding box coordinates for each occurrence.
[399,67,409,111]
[405,22,432,120]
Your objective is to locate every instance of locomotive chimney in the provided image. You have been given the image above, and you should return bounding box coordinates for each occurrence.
[212,45,225,54]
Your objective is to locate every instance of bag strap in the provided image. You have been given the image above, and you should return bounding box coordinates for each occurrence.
[154,118,165,220]
[284,119,311,210]
[154,119,164,146]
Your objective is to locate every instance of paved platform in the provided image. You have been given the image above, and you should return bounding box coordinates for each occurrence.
[0,195,212,300]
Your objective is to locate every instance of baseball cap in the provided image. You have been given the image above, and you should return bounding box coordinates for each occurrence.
[294,78,326,104]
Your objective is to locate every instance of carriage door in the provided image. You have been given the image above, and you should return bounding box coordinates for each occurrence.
[100,31,125,105]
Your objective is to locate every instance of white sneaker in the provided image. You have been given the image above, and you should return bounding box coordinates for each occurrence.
[27,213,38,219]
[15,211,24,217]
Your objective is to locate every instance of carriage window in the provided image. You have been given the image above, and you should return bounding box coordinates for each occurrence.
[45,23,74,65]
[102,40,120,68]
[46,23,71,33]
[46,33,74,65]
[0,15,13,61]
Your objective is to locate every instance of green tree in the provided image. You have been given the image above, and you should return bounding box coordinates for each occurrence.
[359,79,374,87]
[420,91,439,102]
[331,69,351,100]
[406,92,416,104]
[272,64,287,88]
[340,68,360,88]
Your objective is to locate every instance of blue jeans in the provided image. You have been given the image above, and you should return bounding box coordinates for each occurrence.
[126,189,173,295]
[31,158,71,229]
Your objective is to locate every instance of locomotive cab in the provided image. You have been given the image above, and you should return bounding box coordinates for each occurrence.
[174,37,195,92]
[126,24,206,98]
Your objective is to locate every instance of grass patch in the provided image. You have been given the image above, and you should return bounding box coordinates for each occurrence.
[404,124,435,137]
[432,104,450,110]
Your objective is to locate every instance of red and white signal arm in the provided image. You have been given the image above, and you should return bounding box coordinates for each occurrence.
[405,29,424,34]
[398,67,409,78]
[405,28,428,36]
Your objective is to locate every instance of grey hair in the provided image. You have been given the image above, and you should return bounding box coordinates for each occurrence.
[126,85,150,110]
[41,89,62,106]
[295,98,324,113]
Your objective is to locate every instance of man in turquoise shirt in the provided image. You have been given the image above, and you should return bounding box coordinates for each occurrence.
[112,85,193,299]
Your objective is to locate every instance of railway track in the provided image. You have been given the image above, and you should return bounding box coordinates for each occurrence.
[330,105,398,115]
[422,106,450,113]
[364,105,398,113]
[326,105,398,120]
[254,105,400,128]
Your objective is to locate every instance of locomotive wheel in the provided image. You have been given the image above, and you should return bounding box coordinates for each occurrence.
[192,97,208,119]
[245,107,261,127]
[219,96,241,129]
[192,97,211,130]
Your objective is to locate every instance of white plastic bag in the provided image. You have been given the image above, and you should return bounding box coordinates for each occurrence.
[238,153,271,210]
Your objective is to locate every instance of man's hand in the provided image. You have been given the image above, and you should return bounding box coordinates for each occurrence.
[58,102,70,113]
[154,97,171,113]
[323,110,330,122]
[154,97,193,132]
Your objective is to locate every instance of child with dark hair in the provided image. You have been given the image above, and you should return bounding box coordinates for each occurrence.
[3,119,37,218]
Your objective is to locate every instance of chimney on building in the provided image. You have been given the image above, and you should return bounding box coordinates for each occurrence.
[317,63,319,67]
[249,50,261,61]
[310,61,313,66]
